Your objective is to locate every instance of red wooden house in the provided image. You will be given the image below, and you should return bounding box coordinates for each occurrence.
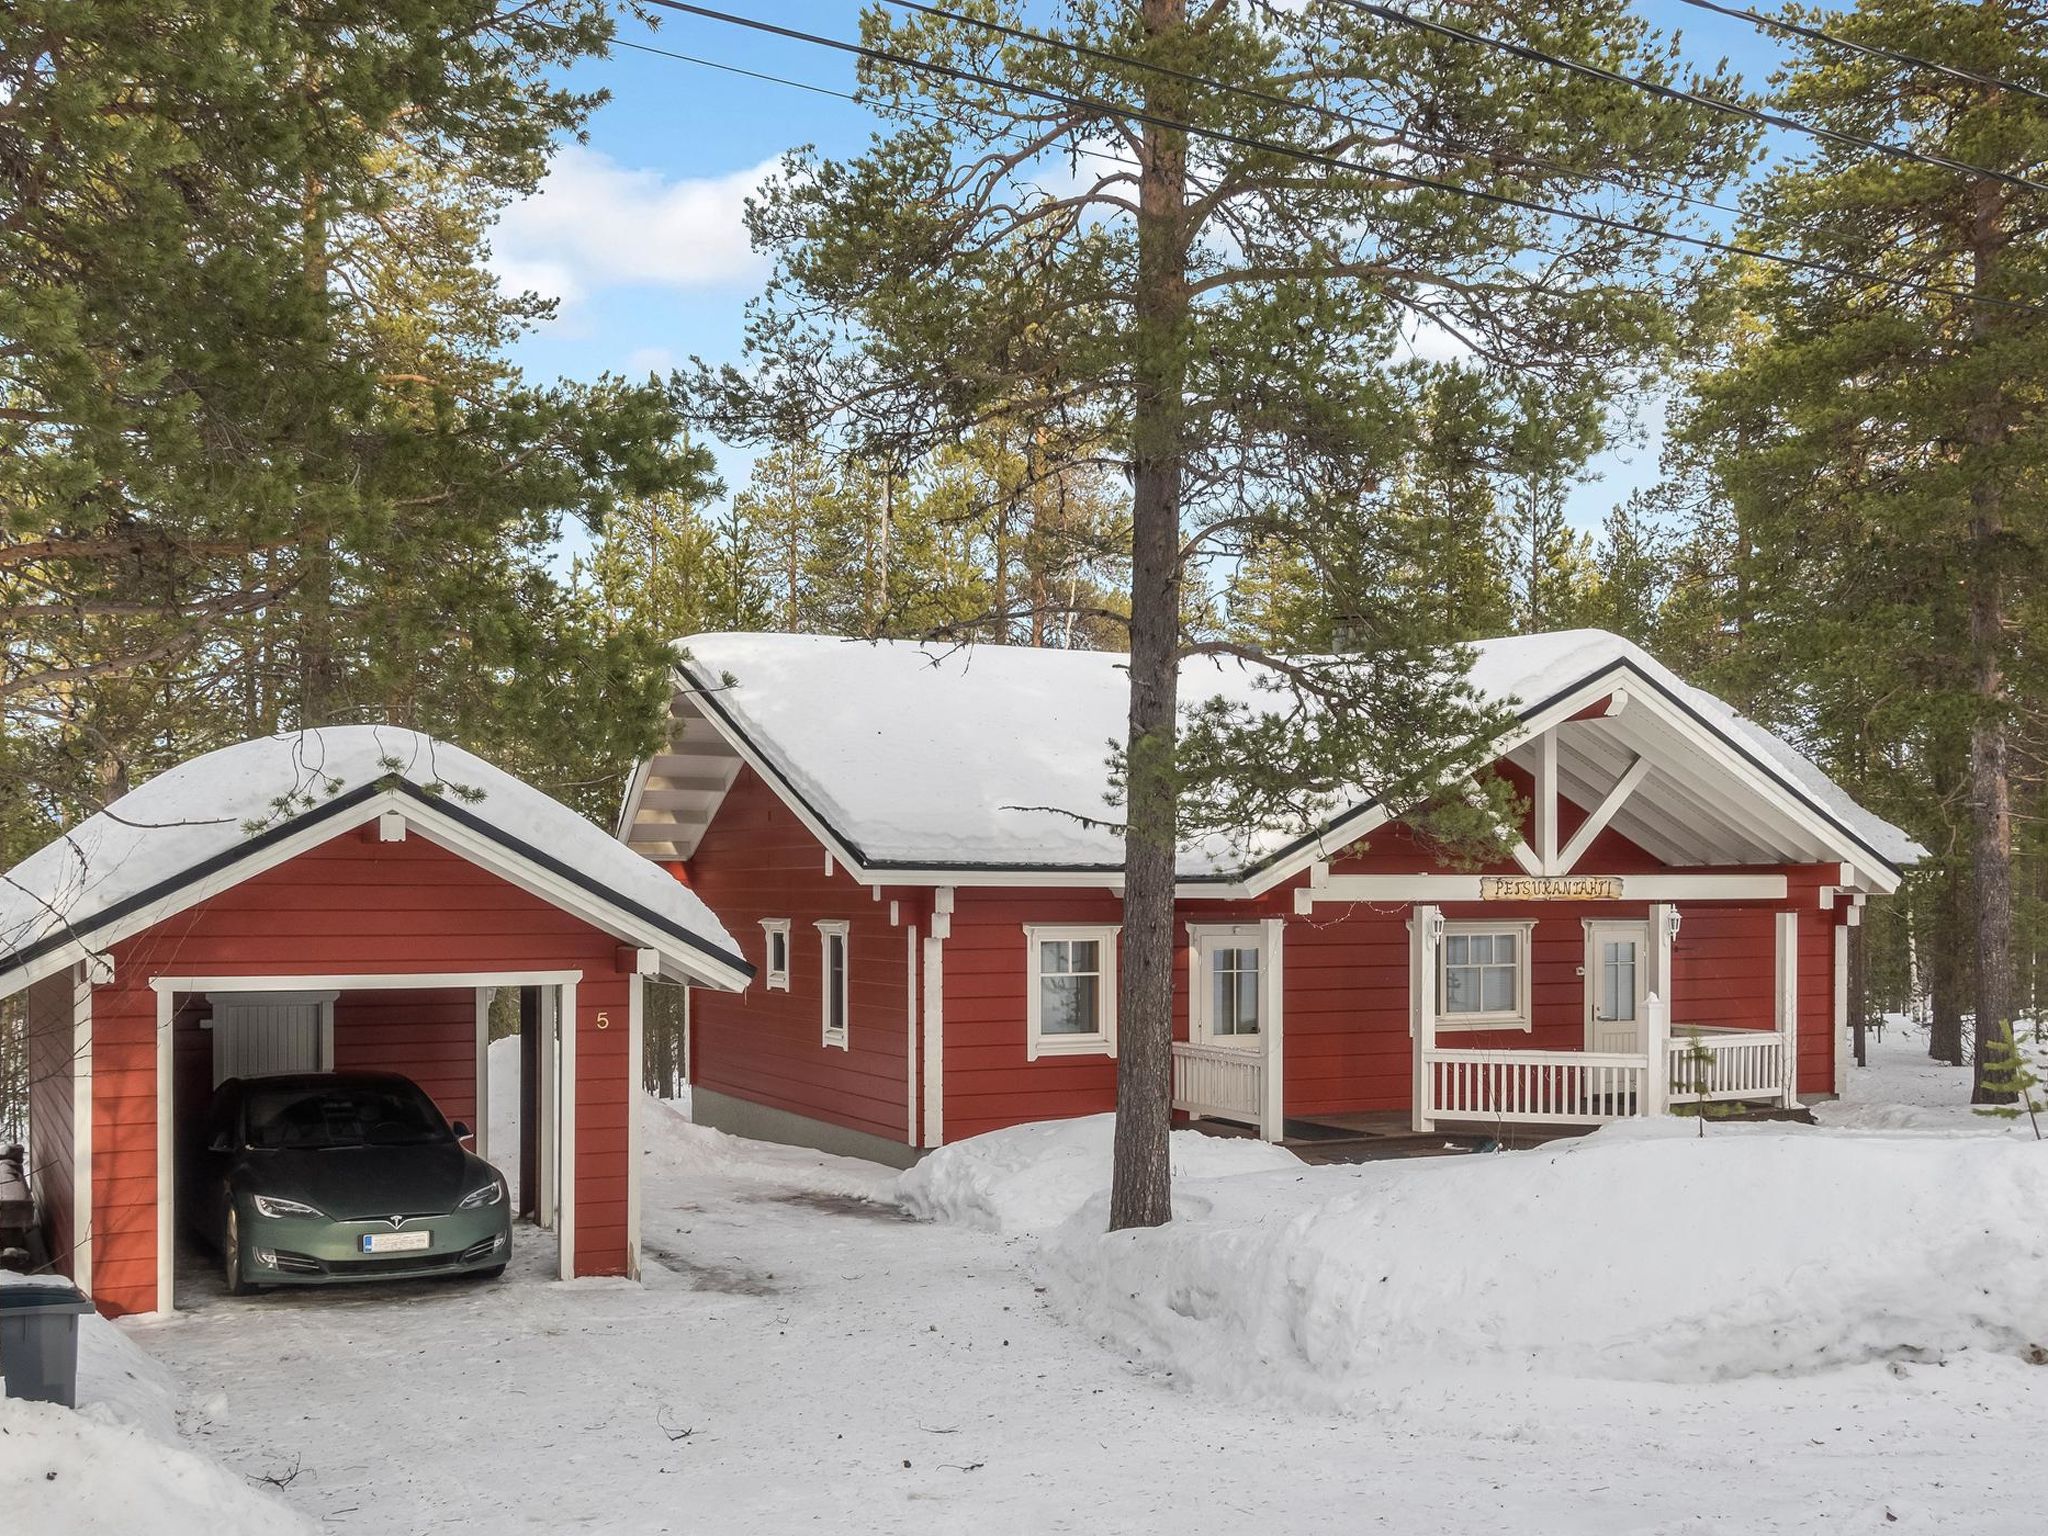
[619,631,1919,1166]
[2,728,750,1316]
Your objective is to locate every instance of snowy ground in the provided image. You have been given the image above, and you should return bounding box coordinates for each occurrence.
[65,1031,2048,1534]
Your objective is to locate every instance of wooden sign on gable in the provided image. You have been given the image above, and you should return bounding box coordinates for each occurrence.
[1478,874,1625,901]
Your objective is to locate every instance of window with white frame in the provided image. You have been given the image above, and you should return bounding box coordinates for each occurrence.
[816,921,849,1049]
[760,919,791,991]
[1187,925,1266,1046]
[1025,925,1118,1059]
[1438,921,1534,1031]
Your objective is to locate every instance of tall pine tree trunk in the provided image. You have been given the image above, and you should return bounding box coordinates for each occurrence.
[1967,191,2015,1104]
[1928,859,1967,1065]
[1109,0,1188,1233]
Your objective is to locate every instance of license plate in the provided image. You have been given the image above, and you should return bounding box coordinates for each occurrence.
[361,1230,431,1253]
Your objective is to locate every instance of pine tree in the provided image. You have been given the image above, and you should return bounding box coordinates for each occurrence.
[718,0,1753,1227]
[1,1,705,848]
[1670,0,2048,1096]
[1973,1022,2042,1137]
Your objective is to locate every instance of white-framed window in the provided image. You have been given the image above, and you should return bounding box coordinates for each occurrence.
[816,920,849,1049]
[1025,925,1118,1060]
[1438,920,1535,1031]
[1186,924,1267,1048]
[760,919,791,991]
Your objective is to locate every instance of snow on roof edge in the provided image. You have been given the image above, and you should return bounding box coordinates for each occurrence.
[1,726,750,988]
[664,631,1924,881]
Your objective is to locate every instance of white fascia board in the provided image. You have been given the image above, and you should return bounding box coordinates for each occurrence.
[614,752,657,841]
[669,665,885,881]
[0,795,407,1004]
[396,801,751,992]
[1600,684,1900,894]
[0,787,749,1003]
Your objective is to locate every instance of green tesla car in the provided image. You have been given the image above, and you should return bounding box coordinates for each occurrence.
[190,1072,511,1294]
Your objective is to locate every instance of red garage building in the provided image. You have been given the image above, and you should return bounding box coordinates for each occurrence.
[2,727,750,1316]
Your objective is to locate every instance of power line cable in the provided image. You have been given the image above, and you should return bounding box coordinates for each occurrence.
[1672,0,2048,108]
[1327,0,2048,195]
[878,0,1753,220]
[639,0,2048,317]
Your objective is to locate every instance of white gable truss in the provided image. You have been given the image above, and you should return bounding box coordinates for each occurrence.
[618,655,1907,901]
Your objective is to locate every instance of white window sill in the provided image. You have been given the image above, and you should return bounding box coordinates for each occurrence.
[765,976,789,993]
[1436,1016,1533,1033]
[822,1032,848,1052]
[1028,1035,1115,1060]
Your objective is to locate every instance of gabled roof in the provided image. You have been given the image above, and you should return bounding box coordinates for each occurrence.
[618,631,1923,895]
[2,727,751,999]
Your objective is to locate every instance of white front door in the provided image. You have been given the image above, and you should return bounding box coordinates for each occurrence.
[208,991,336,1086]
[1585,924,1649,1054]
[1189,927,1266,1049]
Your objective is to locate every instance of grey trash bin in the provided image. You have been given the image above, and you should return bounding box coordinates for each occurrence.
[0,1281,96,1408]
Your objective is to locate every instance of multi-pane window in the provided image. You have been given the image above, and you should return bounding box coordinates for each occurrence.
[1209,946,1261,1037]
[1025,926,1118,1058]
[1188,926,1269,1046]
[1438,923,1533,1029]
[816,921,849,1048]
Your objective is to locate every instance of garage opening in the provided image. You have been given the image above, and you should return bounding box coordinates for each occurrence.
[164,973,577,1310]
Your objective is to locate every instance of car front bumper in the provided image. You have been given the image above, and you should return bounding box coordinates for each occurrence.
[239,1203,511,1285]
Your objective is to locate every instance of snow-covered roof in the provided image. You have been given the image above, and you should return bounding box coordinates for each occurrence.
[1,727,749,994]
[639,630,1921,889]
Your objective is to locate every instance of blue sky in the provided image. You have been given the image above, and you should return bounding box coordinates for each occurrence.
[498,3,1804,561]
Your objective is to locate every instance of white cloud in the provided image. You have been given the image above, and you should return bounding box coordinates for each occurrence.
[493,146,777,308]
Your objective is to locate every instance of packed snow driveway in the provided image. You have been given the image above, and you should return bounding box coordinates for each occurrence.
[118,1095,2048,1535]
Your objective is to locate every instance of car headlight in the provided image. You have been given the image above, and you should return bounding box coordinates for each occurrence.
[251,1194,324,1220]
[457,1181,505,1210]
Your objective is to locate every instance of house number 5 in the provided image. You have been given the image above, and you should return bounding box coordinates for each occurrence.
[595,1011,610,1030]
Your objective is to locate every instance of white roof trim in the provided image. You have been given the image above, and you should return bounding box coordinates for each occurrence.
[631,640,1913,898]
[1,787,750,1005]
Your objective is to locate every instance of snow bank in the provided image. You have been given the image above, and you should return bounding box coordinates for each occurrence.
[641,1094,896,1203]
[897,1114,1301,1234]
[0,1275,313,1534]
[0,1399,316,1536]
[1043,1122,2048,1398]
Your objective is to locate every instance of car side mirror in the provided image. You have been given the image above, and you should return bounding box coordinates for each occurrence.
[450,1121,473,1143]
[208,1133,232,1153]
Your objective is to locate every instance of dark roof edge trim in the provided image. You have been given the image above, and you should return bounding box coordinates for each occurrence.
[1,779,753,986]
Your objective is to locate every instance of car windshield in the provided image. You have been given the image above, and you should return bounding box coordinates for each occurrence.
[243,1082,450,1151]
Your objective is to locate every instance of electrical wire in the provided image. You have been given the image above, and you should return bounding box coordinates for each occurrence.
[1327,0,2048,195]
[1672,0,2048,108]
[635,0,2048,316]
[877,0,1754,221]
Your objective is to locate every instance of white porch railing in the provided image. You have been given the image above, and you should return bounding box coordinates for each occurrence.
[1171,1041,1263,1127]
[1666,1029,1789,1104]
[1423,1049,1652,1125]
[1415,991,1797,1131]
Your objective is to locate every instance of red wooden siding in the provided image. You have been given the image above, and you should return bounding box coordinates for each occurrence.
[332,990,479,1130]
[73,830,642,1316]
[24,972,76,1273]
[685,767,915,1148]
[679,750,1849,1149]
